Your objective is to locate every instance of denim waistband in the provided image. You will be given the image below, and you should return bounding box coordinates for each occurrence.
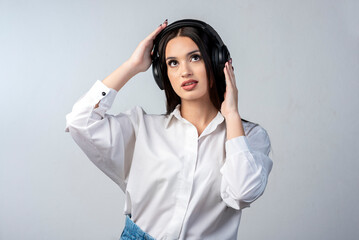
[120,214,156,240]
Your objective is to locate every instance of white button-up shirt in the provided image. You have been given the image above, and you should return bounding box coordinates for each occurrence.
[65,80,273,240]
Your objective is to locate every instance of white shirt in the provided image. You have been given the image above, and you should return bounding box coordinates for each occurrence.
[65,80,273,240]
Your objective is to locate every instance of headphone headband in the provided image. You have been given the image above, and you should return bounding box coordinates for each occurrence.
[153,19,225,51]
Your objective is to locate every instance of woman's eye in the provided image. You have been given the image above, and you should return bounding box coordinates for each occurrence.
[191,54,201,61]
[168,60,178,67]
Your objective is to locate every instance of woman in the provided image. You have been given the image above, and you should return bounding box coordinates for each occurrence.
[65,18,273,240]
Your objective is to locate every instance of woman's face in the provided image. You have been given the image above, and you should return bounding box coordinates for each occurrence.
[165,36,211,104]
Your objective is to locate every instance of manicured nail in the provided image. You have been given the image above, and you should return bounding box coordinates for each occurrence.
[229,58,232,63]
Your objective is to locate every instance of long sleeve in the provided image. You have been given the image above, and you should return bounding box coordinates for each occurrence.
[65,80,141,192]
[220,125,273,210]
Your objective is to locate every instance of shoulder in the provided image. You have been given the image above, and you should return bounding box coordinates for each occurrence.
[242,119,271,155]
[241,118,268,136]
[118,105,167,123]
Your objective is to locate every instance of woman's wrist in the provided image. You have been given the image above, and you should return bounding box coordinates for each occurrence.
[224,112,245,140]
[123,60,141,77]
[102,60,139,91]
[223,111,241,121]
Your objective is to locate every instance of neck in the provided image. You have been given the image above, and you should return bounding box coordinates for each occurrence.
[180,99,218,135]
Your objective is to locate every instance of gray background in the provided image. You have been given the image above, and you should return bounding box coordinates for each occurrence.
[1,0,358,239]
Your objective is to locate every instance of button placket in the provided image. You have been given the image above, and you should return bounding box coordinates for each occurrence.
[166,125,198,239]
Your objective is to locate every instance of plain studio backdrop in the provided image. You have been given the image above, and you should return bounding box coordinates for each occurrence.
[1,0,358,239]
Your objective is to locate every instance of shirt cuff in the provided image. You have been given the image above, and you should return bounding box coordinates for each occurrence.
[87,80,117,119]
[88,80,118,107]
[64,80,118,132]
[225,135,252,158]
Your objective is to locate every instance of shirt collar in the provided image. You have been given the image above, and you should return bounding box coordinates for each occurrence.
[164,104,182,129]
[164,104,225,134]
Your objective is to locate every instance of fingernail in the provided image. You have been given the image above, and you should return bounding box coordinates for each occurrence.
[159,24,162,27]
[165,19,168,23]
[229,58,232,63]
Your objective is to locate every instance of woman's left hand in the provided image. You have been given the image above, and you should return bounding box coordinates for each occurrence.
[221,59,240,119]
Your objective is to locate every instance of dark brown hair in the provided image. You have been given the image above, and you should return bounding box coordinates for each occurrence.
[158,26,224,115]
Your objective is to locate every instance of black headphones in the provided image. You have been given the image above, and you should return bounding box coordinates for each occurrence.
[151,19,231,90]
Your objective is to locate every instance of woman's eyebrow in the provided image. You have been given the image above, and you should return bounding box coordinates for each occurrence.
[166,50,200,61]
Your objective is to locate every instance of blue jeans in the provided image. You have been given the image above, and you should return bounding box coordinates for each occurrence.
[120,214,156,240]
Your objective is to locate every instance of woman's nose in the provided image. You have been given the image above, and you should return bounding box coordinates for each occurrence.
[180,62,193,78]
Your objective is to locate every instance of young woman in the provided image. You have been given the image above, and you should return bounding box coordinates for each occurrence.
[65,19,273,240]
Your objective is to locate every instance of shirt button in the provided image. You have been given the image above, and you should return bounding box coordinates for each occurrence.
[102,92,106,96]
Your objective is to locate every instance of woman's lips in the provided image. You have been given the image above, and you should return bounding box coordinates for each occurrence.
[181,80,198,90]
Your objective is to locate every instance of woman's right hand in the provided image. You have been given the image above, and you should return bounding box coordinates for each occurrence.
[101,19,168,92]
[128,19,168,74]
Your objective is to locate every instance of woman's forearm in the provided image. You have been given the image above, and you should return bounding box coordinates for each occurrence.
[102,60,138,92]
[97,20,168,106]
[225,112,245,140]
[94,61,138,109]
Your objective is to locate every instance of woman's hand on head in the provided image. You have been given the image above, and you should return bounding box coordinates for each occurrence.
[127,19,168,74]
[221,59,240,119]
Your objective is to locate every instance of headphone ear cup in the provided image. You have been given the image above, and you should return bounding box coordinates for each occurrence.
[215,45,230,102]
[212,46,219,76]
[152,57,164,90]
[218,45,230,69]
[217,45,230,77]
[222,45,230,65]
